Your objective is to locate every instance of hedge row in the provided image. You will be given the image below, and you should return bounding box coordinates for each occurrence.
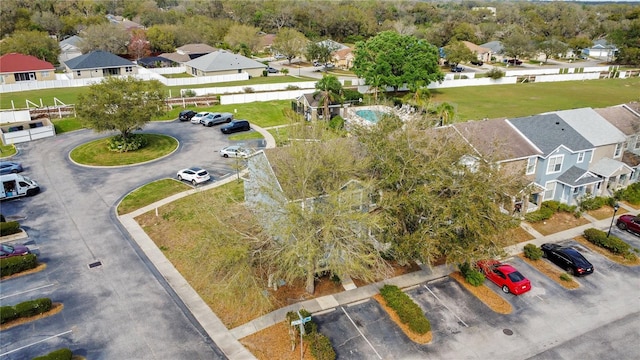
[0,221,21,236]
[0,253,38,277]
[379,284,431,334]
[579,196,615,211]
[0,298,52,324]
[32,348,72,360]
[583,228,637,259]
[523,244,543,260]
[615,182,640,205]
[286,309,336,360]
[524,201,579,222]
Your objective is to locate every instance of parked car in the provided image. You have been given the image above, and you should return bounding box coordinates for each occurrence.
[323,63,335,70]
[477,260,531,295]
[266,67,279,73]
[220,145,252,158]
[176,167,210,185]
[0,243,31,259]
[616,214,640,235]
[0,161,23,175]
[191,112,210,124]
[505,58,523,65]
[541,243,594,276]
[178,110,197,121]
[470,59,484,66]
[201,112,233,127]
[450,65,464,72]
[220,120,251,134]
[312,60,321,67]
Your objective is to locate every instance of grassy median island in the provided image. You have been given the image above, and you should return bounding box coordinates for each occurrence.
[69,134,178,166]
[117,179,191,215]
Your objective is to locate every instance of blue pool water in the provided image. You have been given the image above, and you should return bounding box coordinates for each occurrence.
[355,109,388,123]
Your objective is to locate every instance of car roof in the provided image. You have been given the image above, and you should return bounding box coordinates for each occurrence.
[195,112,209,116]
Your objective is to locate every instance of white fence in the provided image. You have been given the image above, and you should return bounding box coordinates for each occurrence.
[220,90,308,105]
[1,119,55,144]
[187,81,318,96]
[0,109,31,123]
[536,72,601,83]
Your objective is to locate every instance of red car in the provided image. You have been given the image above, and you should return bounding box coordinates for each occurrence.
[477,260,531,295]
[616,214,640,235]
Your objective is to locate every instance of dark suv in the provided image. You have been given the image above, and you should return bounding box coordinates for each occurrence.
[220,120,250,134]
[178,110,197,121]
[541,243,594,276]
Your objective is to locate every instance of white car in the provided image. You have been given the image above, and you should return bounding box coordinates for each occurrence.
[176,167,210,185]
[220,145,252,158]
[190,112,210,124]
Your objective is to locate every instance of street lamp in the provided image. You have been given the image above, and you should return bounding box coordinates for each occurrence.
[607,202,620,238]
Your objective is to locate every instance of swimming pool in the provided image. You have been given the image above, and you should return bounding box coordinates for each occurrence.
[355,109,389,123]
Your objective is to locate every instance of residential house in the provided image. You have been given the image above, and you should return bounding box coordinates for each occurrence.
[461,41,492,64]
[480,41,504,62]
[260,33,276,53]
[331,48,355,69]
[552,108,631,195]
[582,39,618,60]
[106,14,144,31]
[63,50,137,79]
[318,39,349,52]
[507,113,602,207]
[184,50,266,77]
[453,118,544,213]
[595,103,640,182]
[159,43,217,64]
[58,35,83,64]
[0,53,56,84]
[295,93,343,121]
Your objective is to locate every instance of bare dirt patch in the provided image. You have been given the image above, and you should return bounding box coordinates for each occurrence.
[0,302,63,331]
[268,275,345,308]
[352,261,422,287]
[449,272,512,314]
[518,254,580,289]
[587,205,628,220]
[240,321,314,360]
[1,263,46,281]
[573,235,640,266]
[498,226,536,247]
[527,212,590,236]
[373,294,432,344]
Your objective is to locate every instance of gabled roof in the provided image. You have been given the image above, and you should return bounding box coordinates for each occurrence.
[333,48,354,60]
[59,35,83,50]
[260,34,276,48]
[592,39,617,49]
[508,114,593,155]
[480,41,503,54]
[552,108,627,146]
[64,50,133,69]
[318,39,349,51]
[462,41,491,54]
[589,158,633,177]
[0,53,55,73]
[158,52,190,63]
[453,118,541,162]
[555,166,602,187]
[297,93,341,109]
[176,43,217,56]
[186,50,266,72]
[595,104,640,136]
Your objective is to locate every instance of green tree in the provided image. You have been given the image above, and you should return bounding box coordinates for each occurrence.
[538,38,568,62]
[443,41,476,66]
[224,24,262,55]
[305,41,337,65]
[314,75,343,121]
[271,28,308,64]
[76,77,165,144]
[353,117,527,267]
[502,27,534,61]
[147,24,177,53]
[0,30,60,64]
[567,36,592,59]
[79,23,129,54]
[352,31,443,92]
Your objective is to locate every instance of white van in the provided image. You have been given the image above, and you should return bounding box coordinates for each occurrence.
[1,173,40,200]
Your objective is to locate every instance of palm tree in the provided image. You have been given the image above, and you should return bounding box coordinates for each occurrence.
[435,102,455,126]
[314,75,343,120]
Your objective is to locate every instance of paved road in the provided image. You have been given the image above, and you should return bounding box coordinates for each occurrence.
[0,120,259,359]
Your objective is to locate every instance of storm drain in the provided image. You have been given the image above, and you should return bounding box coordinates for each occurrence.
[503,329,513,336]
[88,261,102,269]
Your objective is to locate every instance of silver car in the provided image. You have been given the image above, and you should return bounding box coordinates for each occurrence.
[0,161,23,175]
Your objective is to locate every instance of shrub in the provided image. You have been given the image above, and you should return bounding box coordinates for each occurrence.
[0,298,51,324]
[379,285,431,334]
[182,89,196,97]
[583,228,635,257]
[525,200,578,222]
[0,306,18,324]
[108,134,148,153]
[286,309,335,360]
[615,183,640,204]
[559,273,572,282]
[524,206,554,222]
[0,221,21,236]
[0,253,38,277]
[243,87,255,93]
[328,116,345,131]
[579,196,609,211]
[486,68,505,80]
[342,88,363,102]
[32,348,73,360]
[524,244,543,260]
[465,269,485,287]
[286,85,300,90]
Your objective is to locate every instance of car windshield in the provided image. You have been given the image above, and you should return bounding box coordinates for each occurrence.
[507,271,526,283]
[1,244,14,252]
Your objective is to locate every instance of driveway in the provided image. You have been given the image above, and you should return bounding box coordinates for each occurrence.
[0,120,260,359]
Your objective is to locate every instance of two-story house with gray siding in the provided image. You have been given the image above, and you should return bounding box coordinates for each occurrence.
[595,102,640,183]
[552,108,632,195]
[507,113,602,206]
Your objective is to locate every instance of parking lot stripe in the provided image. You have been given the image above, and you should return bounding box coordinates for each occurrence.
[424,285,469,328]
[0,283,56,300]
[0,330,72,356]
[341,306,383,359]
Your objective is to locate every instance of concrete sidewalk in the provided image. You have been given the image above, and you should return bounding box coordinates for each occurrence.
[118,168,637,360]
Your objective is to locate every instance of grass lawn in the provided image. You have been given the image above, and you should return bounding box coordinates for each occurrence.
[0,144,17,158]
[69,134,178,166]
[117,178,191,215]
[229,131,265,141]
[53,118,84,133]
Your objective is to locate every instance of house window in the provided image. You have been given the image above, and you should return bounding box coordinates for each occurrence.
[544,181,556,200]
[634,136,640,150]
[546,155,563,174]
[573,186,581,196]
[526,157,537,175]
[577,152,585,163]
[41,71,50,77]
[614,143,623,158]
[76,71,81,77]
[125,66,133,73]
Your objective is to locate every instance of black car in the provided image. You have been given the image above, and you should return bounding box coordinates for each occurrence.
[470,59,484,66]
[178,110,197,121]
[220,120,251,134]
[541,243,594,276]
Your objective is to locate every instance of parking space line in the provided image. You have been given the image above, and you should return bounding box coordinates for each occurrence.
[424,285,469,327]
[340,306,382,359]
[0,283,56,300]
[0,330,72,356]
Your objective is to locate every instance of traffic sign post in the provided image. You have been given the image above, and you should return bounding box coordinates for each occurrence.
[290,310,313,360]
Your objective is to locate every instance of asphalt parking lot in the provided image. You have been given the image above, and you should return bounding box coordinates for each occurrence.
[314,240,640,359]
